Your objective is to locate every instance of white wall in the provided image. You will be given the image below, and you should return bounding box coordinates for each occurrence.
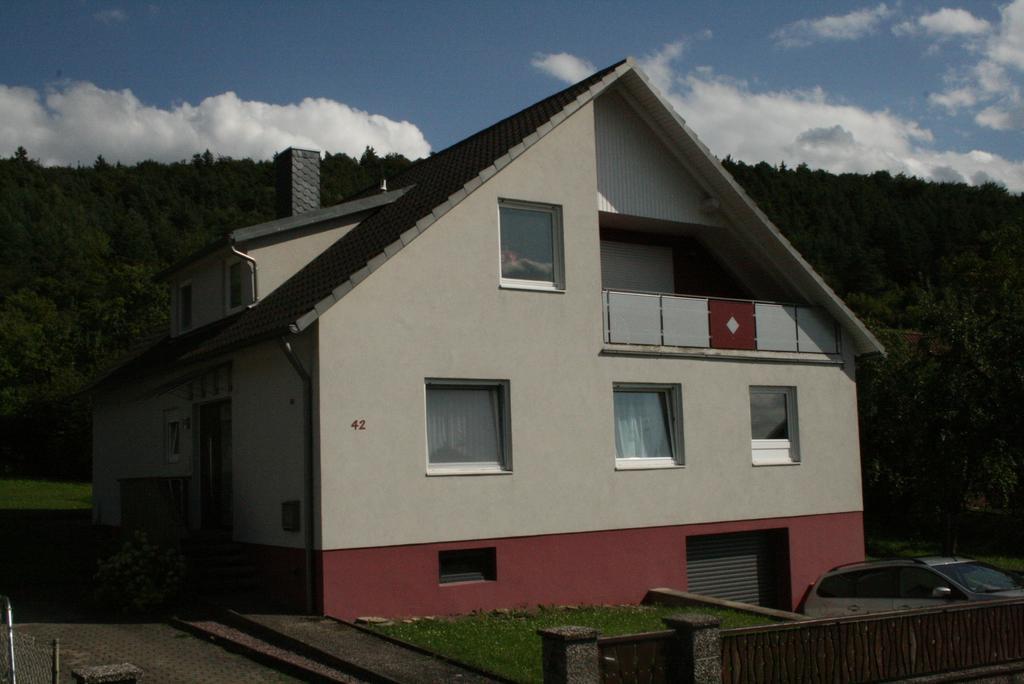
[314,97,864,551]
[92,338,308,549]
[166,215,362,337]
[245,216,362,298]
[596,91,725,227]
[92,374,203,526]
[171,259,226,335]
[230,338,309,548]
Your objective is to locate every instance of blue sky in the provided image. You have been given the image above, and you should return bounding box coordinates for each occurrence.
[2,1,1023,191]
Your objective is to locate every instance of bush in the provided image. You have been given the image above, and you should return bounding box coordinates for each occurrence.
[94,531,186,612]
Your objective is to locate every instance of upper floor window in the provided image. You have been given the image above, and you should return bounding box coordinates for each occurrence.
[227,261,244,311]
[498,199,564,291]
[426,379,511,474]
[750,386,799,465]
[164,409,181,464]
[178,282,193,331]
[613,383,683,468]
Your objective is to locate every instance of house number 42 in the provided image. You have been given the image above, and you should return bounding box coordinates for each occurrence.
[351,419,366,430]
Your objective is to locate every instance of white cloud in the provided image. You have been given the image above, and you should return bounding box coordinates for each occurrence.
[639,42,685,94]
[94,8,127,24]
[909,3,1024,132]
[772,4,893,48]
[975,102,1024,129]
[988,0,1024,69]
[918,8,991,36]
[929,86,977,111]
[638,49,1024,191]
[0,81,432,166]
[530,53,596,84]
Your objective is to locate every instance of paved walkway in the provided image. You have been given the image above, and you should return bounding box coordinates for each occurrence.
[17,620,302,683]
[240,612,503,683]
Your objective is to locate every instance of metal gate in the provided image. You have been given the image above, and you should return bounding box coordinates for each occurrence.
[685,530,784,607]
[2,596,59,684]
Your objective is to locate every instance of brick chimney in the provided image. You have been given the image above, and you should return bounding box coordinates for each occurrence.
[275,148,321,218]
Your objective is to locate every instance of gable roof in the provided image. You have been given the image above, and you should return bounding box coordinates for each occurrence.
[178,59,629,361]
[96,57,882,388]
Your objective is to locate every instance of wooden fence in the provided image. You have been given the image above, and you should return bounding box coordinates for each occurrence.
[598,630,677,683]
[721,598,1024,683]
[540,599,1024,684]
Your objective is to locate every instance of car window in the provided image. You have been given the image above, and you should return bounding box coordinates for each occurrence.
[855,568,899,598]
[933,562,1023,593]
[900,567,952,598]
[817,573,856,598]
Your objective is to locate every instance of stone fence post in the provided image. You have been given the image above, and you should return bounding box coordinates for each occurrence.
[663,613,721,684]
[536,626,600,684]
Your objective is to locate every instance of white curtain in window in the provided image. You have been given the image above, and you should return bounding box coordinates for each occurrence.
[427,387,502,464]
[614,391,672,459]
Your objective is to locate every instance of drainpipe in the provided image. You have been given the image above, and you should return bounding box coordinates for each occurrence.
[229,243,259,303]
[279,337,315,615]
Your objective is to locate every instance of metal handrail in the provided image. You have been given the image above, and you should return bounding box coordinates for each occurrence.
[603,289,840,354]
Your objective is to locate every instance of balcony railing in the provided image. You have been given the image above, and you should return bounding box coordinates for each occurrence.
[603,290,839,354]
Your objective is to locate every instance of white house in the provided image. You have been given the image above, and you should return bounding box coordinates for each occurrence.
[91,59,883,619]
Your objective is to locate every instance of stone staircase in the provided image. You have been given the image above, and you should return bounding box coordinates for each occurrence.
[181,531,259,596]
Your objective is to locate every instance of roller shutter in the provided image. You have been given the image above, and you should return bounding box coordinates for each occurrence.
[600,240,674,293]
[686,531,781,607]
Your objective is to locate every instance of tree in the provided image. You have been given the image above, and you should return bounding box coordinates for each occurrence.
[860,223,1024,552]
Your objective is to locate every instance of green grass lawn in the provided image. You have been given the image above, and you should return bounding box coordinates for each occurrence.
[373,604,774,683]
[0,478,92,509]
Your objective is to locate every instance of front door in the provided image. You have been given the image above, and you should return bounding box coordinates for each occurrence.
[199,400,232,530]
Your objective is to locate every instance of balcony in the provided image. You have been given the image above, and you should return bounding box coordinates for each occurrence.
[602,290,839,354]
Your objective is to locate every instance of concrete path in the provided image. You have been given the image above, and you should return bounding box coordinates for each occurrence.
[17,619,302,683]
[239,612,505,683]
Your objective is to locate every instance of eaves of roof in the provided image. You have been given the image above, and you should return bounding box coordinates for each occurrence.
[177,59,630,363]
[152,186,411,282]
[97,55,881,391]
[607,67,884,356]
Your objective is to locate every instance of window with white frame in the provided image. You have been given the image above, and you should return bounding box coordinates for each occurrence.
[178,282,193,331]
[613,384,683,468]
[498,199,564,290]
[164,409,182,464]
[426,380,511,473]
[750,386,799,465]
[226,260,244,311]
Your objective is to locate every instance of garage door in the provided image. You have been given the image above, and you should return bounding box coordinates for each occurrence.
[686,531,783,607]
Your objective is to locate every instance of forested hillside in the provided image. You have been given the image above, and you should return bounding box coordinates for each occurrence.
[0,147,410,479]
[2,150,1021,547]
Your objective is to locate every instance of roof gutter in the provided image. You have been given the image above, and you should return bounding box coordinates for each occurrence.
[278,336,316,615]
[229,242,259,303]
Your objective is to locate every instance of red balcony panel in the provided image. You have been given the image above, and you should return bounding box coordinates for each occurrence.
[709,299,756,350]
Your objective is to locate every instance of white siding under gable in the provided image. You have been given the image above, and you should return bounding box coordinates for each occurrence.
[595,91,725,227]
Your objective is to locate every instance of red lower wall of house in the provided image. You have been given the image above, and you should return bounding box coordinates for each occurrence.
[311,511,862,620]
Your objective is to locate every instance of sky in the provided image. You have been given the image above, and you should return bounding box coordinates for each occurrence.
[2,1,1023,192]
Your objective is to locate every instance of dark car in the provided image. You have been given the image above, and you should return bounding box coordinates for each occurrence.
[802,556,1024,618]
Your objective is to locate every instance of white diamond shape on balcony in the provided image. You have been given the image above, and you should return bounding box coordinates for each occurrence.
[726,316,740,335]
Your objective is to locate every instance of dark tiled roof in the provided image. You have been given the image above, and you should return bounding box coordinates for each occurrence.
[90,61,625,389]
[86,313,244,391]
[181,60,625,361]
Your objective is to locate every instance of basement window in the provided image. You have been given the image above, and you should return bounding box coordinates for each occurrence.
[439,548,497,584]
